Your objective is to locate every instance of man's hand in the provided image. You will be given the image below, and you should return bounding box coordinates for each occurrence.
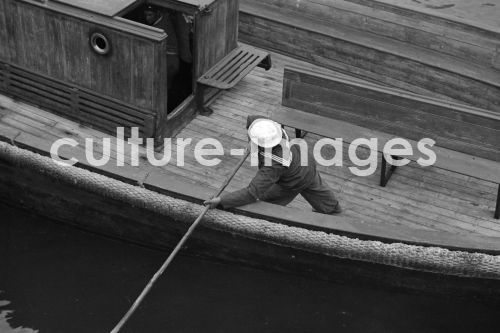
[204,197,221,209]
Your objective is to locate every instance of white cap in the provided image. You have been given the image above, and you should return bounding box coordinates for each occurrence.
[248,118,283,148]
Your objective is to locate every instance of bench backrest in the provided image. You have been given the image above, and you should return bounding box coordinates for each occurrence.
[282,66,500,162]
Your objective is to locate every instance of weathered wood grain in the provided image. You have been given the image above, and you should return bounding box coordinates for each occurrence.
[0,0,9,62]
[195,0,239,78]
[282,67,500,161]
[0,62,156,138]
[238,1,500,112]
[242,0,499,67]
[130,38,155,110]
[4,0,164,112]
[152,38,168,141]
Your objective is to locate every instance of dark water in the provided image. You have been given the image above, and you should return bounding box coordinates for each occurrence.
[1,202,499,333]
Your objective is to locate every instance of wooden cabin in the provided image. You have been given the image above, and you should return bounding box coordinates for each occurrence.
[0,0,269,143]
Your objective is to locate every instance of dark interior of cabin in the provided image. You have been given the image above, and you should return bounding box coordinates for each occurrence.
[122,4,194,113]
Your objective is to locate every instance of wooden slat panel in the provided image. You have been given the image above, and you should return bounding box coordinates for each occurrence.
[9,73,71,100]
[6,61,154,121]
[78,91,153,118]
[198,45,269,89]
[7,85,72,119]
[213,50,249,80]
[202,49,246,80]
[6,0,163,113]
[9,79,71,107]
[6,65,78,119]
[220,54,256,81]
[1,62,154,137]
[78,105,143,131]
[78,99,144,124]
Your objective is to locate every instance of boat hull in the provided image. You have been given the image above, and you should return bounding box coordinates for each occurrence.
[1,143,499,303]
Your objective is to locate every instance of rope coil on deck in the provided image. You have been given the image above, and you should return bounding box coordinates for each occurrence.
[1,141,499,279]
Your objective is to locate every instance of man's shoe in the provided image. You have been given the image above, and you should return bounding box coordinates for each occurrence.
[312,203,342,215]
[331,203,342,214]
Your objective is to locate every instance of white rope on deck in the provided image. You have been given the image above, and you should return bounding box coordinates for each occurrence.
[1,141,499,279]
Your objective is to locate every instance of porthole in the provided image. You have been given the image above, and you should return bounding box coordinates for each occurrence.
[90,32,111,55]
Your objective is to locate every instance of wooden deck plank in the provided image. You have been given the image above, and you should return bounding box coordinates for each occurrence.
[319,171,495,233]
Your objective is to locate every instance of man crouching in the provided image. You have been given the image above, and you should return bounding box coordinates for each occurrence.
[204,115,341,214]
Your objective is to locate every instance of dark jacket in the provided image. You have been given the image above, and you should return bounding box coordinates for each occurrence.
[220,116,318,209]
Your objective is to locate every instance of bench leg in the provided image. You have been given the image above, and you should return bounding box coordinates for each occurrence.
[196,83,213,116]
[380,154,400,187]
[257,55,272,71]
[495,184,500,219]
[281,126,305,139]
[292,128,308,139]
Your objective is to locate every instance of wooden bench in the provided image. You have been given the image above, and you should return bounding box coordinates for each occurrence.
[272,66,500,219]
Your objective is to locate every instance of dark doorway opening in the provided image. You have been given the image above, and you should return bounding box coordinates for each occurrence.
[122,4,194,113]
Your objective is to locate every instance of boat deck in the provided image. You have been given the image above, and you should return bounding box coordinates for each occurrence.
[0,49,499,241]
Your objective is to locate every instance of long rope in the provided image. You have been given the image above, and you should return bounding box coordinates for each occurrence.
[110,148,250,333]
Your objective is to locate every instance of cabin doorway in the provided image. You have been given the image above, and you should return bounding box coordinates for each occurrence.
[121,4,194,113]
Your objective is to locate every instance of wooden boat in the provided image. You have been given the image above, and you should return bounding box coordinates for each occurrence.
[1,0,500,301]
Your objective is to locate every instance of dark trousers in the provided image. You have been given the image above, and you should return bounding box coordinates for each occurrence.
[260,173,340,214]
